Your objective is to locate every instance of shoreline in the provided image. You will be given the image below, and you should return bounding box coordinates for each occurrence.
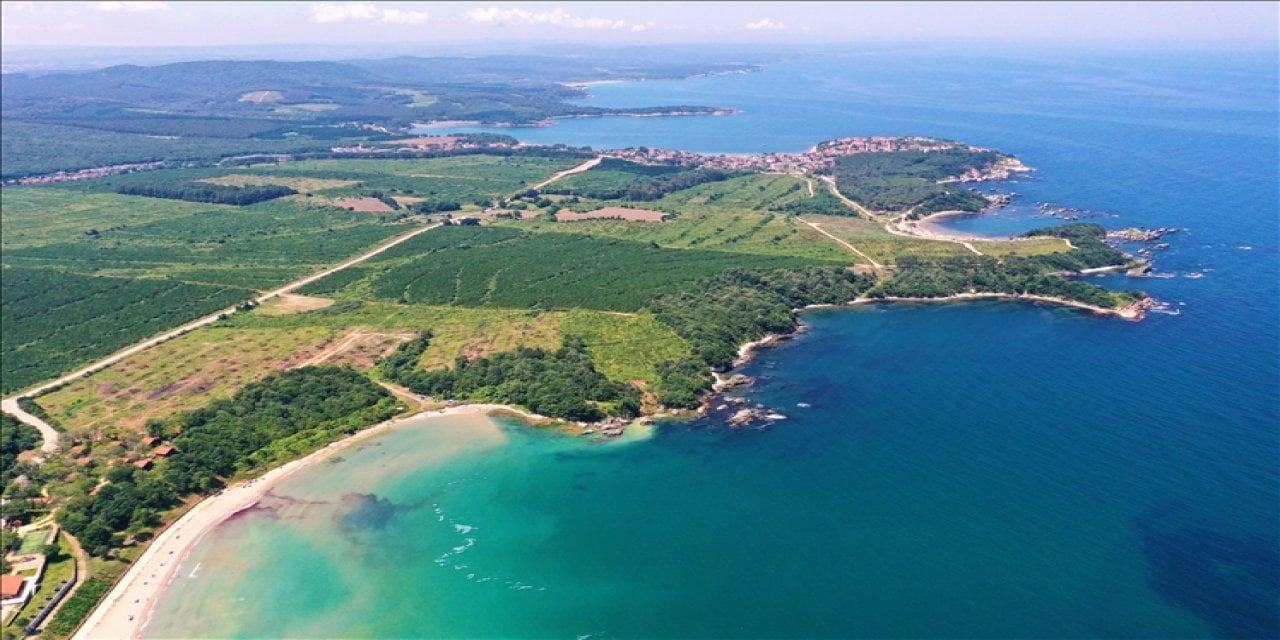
[703,292,1151,409]
[71,403,543,640]
[75,291,1151,639]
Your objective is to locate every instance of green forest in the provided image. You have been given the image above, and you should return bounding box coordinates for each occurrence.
[832,149,1001,214]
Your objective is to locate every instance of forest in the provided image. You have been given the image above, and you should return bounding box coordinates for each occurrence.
[832,149,1002,214]
[115,181,296,205]
[379,331,637,422]
[542,158,741,201]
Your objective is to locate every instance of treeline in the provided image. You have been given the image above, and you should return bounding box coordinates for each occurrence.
[544,160,741,201]
[56,367,398,555]
[379,332,639,422]
[1,412,40,495]
[876,255,1138,309]
[771,190,854,216]
[648,267,877,407]
[116,180,296,205]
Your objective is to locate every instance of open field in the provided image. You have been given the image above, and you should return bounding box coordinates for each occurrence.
[335,197,395,212]
[556,207,668,222]
[33,301,682,436]
[502,174,861,263]
[802,214,1070,264]
[197,175,358,193]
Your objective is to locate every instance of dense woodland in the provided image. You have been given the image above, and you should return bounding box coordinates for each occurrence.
[542,158,741,201]
[55,367,398,556]
[379,332,639,421]
[832,149,1000,214]
[116,181,296,205]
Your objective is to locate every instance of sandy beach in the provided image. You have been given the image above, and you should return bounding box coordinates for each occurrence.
[71,404,537,640]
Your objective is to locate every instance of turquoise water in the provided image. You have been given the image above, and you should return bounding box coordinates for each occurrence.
[149,45,1278,638]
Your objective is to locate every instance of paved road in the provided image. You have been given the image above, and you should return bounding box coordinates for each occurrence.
[1,222,443,455]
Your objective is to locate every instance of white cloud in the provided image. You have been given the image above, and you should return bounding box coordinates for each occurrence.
[310,2,428,25]
[464,7,625,30]
[6,2,36,12]
[744,17,785,31]
[631,21,656,33]
[92,1,169,12]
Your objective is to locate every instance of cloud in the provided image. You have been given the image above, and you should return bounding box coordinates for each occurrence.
[744,17,785,31]
[631,21,656,33]
[92,1,169,11]
[6,2,36,12]
[464,7,625,30]
[310,2,429,25]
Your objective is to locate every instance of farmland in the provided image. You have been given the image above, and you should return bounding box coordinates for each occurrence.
[2,154,593,393]
[301,225,822,311]
[506,173,869,263]
[34,300,690,436]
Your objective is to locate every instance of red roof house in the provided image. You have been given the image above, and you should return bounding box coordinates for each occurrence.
[0,575,26,599]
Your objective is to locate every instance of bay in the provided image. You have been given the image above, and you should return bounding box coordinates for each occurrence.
[148,45,1279,638]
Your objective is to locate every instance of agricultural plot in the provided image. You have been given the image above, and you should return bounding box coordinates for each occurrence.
[801,214,1070,264]
[0,267,251,394]
[500,174,859,263]
[238,155,585,203]
[304,225,822,312]
[34,300,680,435]
[2,193,407,288]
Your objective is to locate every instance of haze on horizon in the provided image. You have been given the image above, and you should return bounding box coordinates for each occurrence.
[2,0,1276,53]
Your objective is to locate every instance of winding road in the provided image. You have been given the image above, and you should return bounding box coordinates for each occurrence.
[1,222,443,456]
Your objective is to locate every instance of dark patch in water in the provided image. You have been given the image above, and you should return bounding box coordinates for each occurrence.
[1136,504,1280,638]
[337,492,404,534]
[573,484,588,491]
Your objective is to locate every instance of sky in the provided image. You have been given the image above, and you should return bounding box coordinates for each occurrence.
[1,1,1276,50]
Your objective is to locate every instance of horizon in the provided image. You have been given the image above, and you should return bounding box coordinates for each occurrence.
[2,1,1276,51]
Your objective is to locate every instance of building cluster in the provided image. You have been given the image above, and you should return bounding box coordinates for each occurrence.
[602,136,984,175]
[5,161,167,186]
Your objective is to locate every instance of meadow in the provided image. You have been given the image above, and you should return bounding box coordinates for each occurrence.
[35,299,690,437]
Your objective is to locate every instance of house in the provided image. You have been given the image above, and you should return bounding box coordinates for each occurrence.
[133,459,153,470]
[0,575,26,600]
[140,437,159,448]
[152,445,176,457]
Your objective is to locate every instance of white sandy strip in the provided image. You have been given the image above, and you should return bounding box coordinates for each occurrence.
[72,404,536,640]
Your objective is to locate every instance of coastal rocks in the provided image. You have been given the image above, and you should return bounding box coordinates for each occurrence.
[1107,227,1182,242]
[719,374,755,389]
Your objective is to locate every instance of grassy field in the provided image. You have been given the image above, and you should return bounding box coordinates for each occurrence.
[501,174,860,263]
[34,299,683,435]
[801,214,1070,264]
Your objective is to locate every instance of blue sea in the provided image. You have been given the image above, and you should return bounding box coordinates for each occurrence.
[148,45,1279,638]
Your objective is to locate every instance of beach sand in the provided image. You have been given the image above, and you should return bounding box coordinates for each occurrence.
[72,404,527,640]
